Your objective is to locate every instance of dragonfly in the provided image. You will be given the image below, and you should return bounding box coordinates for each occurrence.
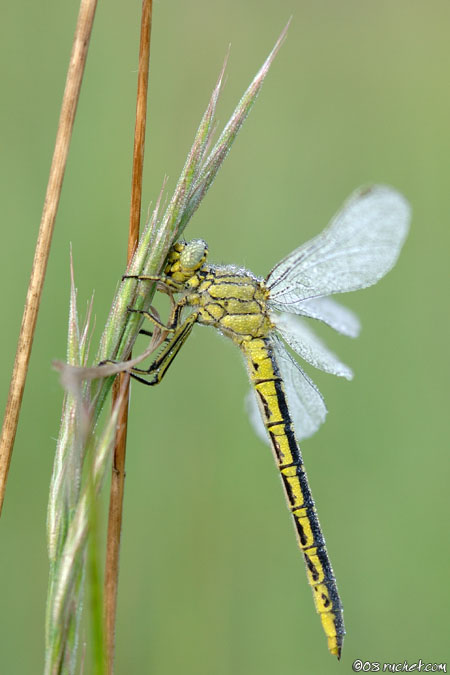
[123,184,410,659]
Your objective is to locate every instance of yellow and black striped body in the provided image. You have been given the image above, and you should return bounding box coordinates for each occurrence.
[243,336,344,659]
[130,243,345,657]
[179,263,345,657]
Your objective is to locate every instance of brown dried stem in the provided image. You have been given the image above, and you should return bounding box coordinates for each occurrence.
[0,0,99,516]
[104,2,153,673]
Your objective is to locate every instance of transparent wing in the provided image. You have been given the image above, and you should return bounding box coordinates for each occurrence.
[271,296,361,338]
[273,312,353,380]
[245,389,270,446]
[245,336,327,442]
[275,334,327,440]
[267,185,410,306]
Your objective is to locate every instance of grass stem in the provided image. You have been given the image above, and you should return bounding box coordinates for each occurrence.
[104,2,154,673]
[0,0,99,516]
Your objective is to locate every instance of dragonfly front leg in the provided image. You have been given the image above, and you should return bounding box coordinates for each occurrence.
[127,307,176,333]
[130,312,198,386]
[123,271,182,331]
[127,295,188,333]
[122,273,182,294]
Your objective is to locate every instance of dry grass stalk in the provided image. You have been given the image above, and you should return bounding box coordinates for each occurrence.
[0,0,99,516]
[104,2,154,672]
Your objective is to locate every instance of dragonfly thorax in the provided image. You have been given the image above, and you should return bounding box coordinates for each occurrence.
[164,241,272,342]
[185,265,273,343]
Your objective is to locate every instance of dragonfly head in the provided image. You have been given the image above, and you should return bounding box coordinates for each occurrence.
[180,239,208,272]
[165,239,208,283]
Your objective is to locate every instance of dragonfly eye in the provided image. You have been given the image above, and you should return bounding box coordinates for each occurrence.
[180,239,208,272]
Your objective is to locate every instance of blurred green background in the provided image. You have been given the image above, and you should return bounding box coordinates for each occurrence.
[1,1,449,673]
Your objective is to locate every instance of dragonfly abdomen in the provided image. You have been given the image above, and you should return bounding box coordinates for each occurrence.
[243,337,345,659]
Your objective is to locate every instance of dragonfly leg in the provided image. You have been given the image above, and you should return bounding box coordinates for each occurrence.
[98,310,196,384]
[127,295,188,333]
[122,273,181,293]
[127,306,176,333]
[137,328,171,345]
[130,311,198,385]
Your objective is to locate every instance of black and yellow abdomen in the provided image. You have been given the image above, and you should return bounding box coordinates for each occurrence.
[128,254,345,658]
[243,337,345,659]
